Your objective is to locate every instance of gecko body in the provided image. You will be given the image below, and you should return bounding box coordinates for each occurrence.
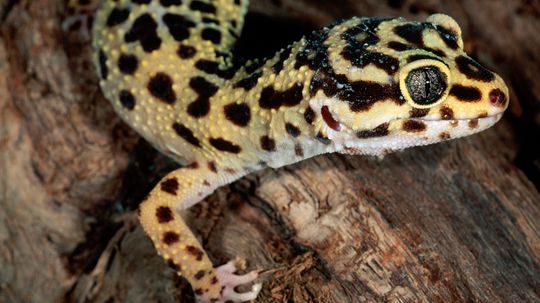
[89,0,509,301]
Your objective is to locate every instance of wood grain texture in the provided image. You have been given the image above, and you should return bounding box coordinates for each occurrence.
[0,0,539,302]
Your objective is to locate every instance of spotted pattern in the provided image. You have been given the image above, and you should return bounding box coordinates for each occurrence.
[125,13,162,52]
[163,231,180,245]
[93,4,509,301]
[160,178,179,195]
[224,103,251,126]
[188,76,219,117]
[148,73,176,104]
[156,206,174,223]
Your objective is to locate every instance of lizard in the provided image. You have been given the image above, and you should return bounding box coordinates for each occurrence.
[84,0,510,301]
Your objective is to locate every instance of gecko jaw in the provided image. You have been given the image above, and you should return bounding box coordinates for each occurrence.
[335,113,504,156]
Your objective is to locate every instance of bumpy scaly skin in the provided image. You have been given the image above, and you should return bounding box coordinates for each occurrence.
[90,0,509,301]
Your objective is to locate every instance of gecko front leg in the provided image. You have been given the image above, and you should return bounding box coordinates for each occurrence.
[138,163,261,303]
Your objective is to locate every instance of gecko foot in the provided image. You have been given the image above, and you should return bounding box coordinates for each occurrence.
[208,259,262,303]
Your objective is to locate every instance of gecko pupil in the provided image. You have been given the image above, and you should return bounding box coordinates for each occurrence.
[406,66,446,105]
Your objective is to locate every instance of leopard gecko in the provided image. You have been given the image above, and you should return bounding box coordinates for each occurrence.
[80,0,510,301]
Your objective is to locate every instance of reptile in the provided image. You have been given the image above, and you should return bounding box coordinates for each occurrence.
[73,0,510,301]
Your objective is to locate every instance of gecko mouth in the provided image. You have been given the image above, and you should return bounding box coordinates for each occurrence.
[415,112,504,130]
[338,113,504,156]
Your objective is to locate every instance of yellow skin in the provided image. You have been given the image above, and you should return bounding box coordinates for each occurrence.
[85,0,509,302]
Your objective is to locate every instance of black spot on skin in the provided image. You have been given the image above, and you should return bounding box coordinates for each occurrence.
[304,107,315,124]
[106,8,130,27]
[342,50,400,75]
[259,83,304,110]
[156,206,174,223]
[423,47,446,58]
[272,46,292,74]
[190,1,216,14]
[409,108,429,118]
[449,85,482,102]
[124,13,162,53]
[186,162,199,169]
[387,41,411,51]
[389,41,445,57]
[163,231,180,245]
[211,276,218,284]
[208,161,217,173]
[403,120,427,132]
[98,50,108,79]
[260,136,276,151]
[439,132,451,140]
[194,270,205,280]
[177,45,197,59]
[224,103,251,127]
[119,90,136,110]
[233,72,262,91]
[186,245,204,261]
[209,138,241,153]
[394,23,425,46]
[294,144,304,157]
[468,119,479,128]
[163,13,196,41]
[285,123,301,137]
[316,132,331,145]
[187,77,219,117]
[172,122,201,147]
[202,17,219,24]
[148,73,176,104]
[194,60,237,79]
[161,177,179,195]
[434,25,459,49]
[194,289,204,295]
[118,54,139,74]
[160,0,182,6]
[356,123,390,138]
[455,56,495,82]
[439,107,454,120]
[201,28,222,44]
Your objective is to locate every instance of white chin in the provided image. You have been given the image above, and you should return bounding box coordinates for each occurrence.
[339,113,504,157]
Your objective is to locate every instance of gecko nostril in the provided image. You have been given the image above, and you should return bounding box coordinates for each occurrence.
[489,89,507,107]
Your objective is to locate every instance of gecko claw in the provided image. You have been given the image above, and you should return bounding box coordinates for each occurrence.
[204,259,261,303]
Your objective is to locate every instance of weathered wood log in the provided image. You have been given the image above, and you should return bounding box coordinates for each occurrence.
[1,1,539,302]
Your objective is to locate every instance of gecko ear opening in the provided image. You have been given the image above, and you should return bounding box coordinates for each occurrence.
[426,14,464,49]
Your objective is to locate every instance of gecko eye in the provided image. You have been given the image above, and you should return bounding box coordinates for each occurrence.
[405,66,446,106]
[399,59,451,109]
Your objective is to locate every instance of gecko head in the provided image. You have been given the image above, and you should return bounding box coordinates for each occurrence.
[309,14,509,156]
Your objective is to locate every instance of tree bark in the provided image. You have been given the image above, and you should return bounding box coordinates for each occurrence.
[1,0,539,302]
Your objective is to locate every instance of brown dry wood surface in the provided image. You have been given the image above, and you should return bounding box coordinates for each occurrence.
[1,0,539,302]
